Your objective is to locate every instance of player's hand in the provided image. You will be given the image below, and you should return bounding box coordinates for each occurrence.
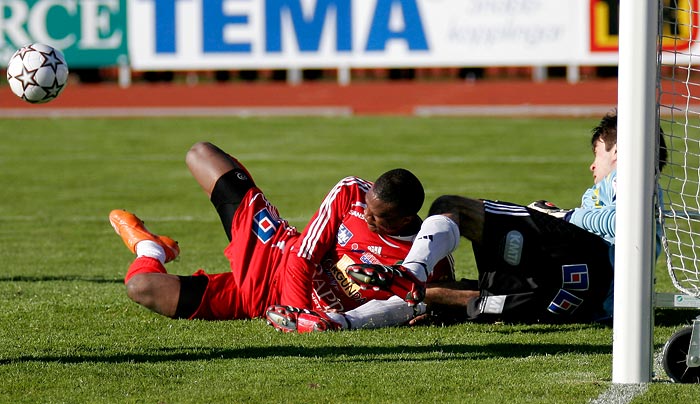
[408,313,430,326]
[346,263,426,306]
[527,200,572,220]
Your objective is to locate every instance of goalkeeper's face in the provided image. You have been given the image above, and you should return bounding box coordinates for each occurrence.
[364,189,412,235]
[590,139,617,184]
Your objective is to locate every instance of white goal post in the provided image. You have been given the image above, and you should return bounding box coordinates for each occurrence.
[615,0,700,383]
[612,0,659,384]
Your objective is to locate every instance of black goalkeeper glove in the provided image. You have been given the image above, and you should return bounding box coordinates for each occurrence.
[527,200,572,220]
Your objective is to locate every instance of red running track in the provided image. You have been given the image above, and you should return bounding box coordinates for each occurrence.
[0,79,623,117]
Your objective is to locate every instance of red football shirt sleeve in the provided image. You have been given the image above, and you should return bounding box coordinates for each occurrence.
[279,177,370,309]
[279,255,317,309]
[296,176,369,264]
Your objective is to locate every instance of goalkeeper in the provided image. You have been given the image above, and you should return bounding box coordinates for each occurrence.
[349,111,667,325]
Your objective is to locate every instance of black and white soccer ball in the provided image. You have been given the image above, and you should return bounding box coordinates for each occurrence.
[6,43,69,104]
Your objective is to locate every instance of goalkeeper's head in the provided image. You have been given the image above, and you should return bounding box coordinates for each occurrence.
[364,168,424,236]
[591,111,618,153]
[589,111,619,184]
[591,110,668,173]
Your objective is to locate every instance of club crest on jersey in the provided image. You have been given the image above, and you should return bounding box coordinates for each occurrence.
[337,224,353,246]
[562,264,589,291]
[547,289,583,315]
[253,208,278,244]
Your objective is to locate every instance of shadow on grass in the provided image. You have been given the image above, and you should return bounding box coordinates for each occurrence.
[655,308,700,327]
[1,342,611,365]
[0,276,121,283]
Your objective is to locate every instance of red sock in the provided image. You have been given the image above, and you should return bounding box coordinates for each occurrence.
[124,256,167,284]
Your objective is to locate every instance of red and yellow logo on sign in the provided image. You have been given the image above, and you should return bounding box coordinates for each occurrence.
[590,0,698,52]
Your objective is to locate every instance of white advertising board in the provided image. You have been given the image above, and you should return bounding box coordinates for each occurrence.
[126,0,694,71]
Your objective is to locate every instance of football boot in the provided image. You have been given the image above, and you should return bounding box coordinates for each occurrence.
[265,305,343,333]
[109,209,180,263]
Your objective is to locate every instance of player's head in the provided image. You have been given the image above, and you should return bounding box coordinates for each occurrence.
[589,110,669,182]
[590,111,618,184]
[591,111,618,152]
[364,168,424,235]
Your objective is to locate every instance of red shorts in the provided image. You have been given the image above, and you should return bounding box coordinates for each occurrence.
[190,188,300,320]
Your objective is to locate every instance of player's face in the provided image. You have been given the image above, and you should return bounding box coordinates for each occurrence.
[590,138,617,184]
[364,189,411,235]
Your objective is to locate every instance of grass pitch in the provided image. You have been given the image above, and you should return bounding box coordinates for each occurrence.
[0,116,699,403]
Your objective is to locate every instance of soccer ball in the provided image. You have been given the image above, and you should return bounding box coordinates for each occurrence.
[6,43,69,104]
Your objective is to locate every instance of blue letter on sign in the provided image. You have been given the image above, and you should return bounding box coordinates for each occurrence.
[203,0,251,52]
[366,0,428,51]
[152,0,178,53]
[265,0,352,52]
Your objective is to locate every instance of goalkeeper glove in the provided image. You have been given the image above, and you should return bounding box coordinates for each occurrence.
[527,200,572,220]
[346,263,426,306]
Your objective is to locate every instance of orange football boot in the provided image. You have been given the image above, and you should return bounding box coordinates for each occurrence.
[109,209,180,263]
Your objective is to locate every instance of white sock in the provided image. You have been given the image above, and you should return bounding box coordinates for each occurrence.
[325,312,350,329]
[343,296,425,330]
[135,240,166,264]
[403,215,460,282]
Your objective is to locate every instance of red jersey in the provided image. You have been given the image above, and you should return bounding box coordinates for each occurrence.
[287,176,454,313]
[188,176,453,320]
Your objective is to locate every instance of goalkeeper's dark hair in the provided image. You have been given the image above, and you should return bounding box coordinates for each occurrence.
[591,109,668,172]
[591,111,618,152]
[372,168,425,216]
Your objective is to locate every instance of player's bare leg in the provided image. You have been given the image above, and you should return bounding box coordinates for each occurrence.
[109,209,186,318]
[111,143,249,319]
[427,195,485,245]
[125,273,182,317]
[186,141,257,241]
[186,141,250,197]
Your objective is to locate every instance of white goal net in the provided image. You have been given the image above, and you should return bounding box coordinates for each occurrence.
[658,0,700,299]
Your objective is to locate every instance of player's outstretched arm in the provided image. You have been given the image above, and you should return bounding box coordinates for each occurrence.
[346,263,426,306]
[568,205,616,240]
[527,200,572,219]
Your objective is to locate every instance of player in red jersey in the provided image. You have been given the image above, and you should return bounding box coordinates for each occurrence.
[110,141,453,321]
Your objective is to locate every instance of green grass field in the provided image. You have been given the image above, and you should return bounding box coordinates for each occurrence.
[1,116,699,403]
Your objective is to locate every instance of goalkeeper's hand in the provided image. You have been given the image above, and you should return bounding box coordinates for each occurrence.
[346,263,426,306]
[527,200,572,220]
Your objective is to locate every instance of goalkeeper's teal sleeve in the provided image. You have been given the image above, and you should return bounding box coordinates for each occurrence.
[569,206,616,244]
